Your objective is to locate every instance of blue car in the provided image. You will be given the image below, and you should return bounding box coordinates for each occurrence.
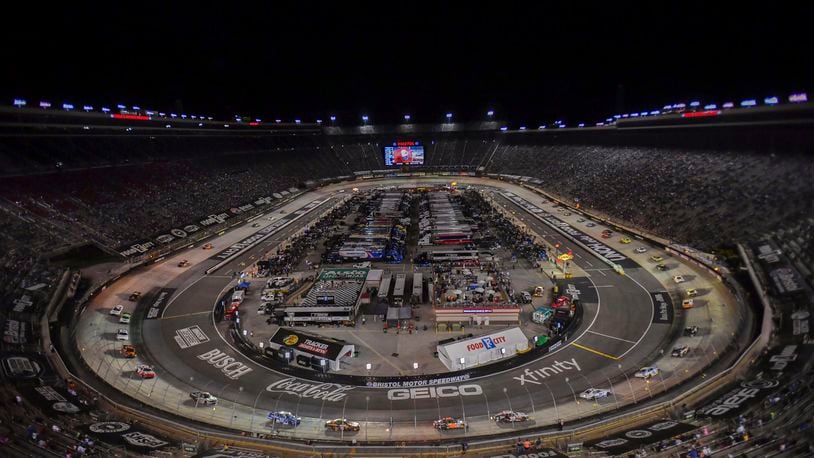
[267,411,301,426]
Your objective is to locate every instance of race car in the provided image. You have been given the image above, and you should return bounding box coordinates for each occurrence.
[110,304,124,316]
[634,367,660,379]
[656,263,668,271]
[121,344,136,358]
[686,288,698,297]
[433,417,467,431]
[136,364,156,379]
[116,328,129,341]
[178,259,190,267]
[620,237,632,244]
[671,345,690,357]
[586,222,596,227]
[268,411,301,426]
[673,275,686,284]
[576,218,585,223]
[650,255,664,262]
[681,298,694,309]
[189,391,218,405]
[579,388,612,400]
[684,325,700,336]
[202,243,214,250]
[128,291,141,301]
[119,312,132,324]
[491,410,529,423]
[634,246,647,253]
[325,418,360,432]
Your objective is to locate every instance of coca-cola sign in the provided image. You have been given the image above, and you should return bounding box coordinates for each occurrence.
[265,378,354,402]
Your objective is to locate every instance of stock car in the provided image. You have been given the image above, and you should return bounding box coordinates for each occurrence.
[650,255,664,262]
[189,391,218,405]
[682,299,694,309]
[128,291,141,301]
[579,388,612,400]
[673,275,686,284]
[202,243,214,250]
[686,288,698,297]
[110,304,124,316]
[325,418,360,432]
[491,410,529,423]
[178,259,190,267]
[136,364,156,379]
[433,417,467,431]
[115,329,129,341]
[268,411,301,426]
[634,246,648,253]
[634,367,660,379]
[119,312,132,324]
[620,237,632,244]
[656,263,668,271]
[684,325,700,336]
[586,222,596,227]
[120,344,136,358]
[672,345,691,357]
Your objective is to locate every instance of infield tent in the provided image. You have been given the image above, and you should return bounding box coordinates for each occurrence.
[437,327,529,371]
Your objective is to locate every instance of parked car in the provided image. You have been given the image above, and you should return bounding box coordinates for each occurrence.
[672,345,690,357]
[267,411,301,426]
[634,367,660,379]
[491,410,529,423]
[433,417,467,431]
[579,388,612,400]
[189,392,218,405]
[110,304,124,316]
[325,418,360,432]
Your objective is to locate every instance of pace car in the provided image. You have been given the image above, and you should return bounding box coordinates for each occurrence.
[579,388,612,400]
[491,410,529,423]
[433,417,467,431]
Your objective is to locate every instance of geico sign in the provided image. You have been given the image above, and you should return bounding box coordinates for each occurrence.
[388,384,482,400]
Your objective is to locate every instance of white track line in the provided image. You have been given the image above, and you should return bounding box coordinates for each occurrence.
[587,330,638,344]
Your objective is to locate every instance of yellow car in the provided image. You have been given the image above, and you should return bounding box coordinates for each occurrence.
[686,288,698,297]
[202,243,214,250]
[620,237,632,244]
[650,255,664,262]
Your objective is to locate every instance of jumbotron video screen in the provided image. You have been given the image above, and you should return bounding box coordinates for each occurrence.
[384,141,424,166]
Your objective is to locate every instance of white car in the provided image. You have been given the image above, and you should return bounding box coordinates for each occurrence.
[190,391,218,405]
[579,388,612,400]
[353,262,371,269]
[115,329,129,341]
[634,367,660,379]
[673,275,685,284]
[634,247,647,253]
[119,313,132,324]
[110,305,124,316]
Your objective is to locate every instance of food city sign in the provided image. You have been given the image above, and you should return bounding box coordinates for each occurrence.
[513,358,582,385]
[387,384,483,400]
[265,378,354,402]
[467,335,507,352]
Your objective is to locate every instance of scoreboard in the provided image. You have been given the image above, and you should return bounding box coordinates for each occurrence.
[384,141,424,166]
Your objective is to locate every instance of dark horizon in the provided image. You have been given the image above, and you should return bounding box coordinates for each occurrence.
[2,4,811,126]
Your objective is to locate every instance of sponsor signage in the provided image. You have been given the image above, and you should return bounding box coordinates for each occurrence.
[489,449,568,458]
[265,378,354,402]
[387,384,483,400]
[20,385,84,415]
[366,374,472,388]
[3,319,31,344]
[145,288,175,319]
[768,345,798,372]
[84,422,171,452]
[650,291,674,324]
[513,358,582,386]
[585,420,695,455]
[174,325,210,349]
[193,447,269,458]
[196,349,253,380]
[467,335,507,352]
[696,379,781,417]
[270,328,346,360]
[0,352,48,380]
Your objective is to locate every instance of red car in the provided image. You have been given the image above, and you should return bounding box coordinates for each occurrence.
[136,364,156,379]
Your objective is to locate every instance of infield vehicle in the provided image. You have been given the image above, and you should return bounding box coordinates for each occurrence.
[178,259,190,267]
[136,364,156,379]
[672,345,690,357]
[650,255,664,262]
[121,344,136,358]
[433,417,467,431]
[268,411,301,426]
[491,410,529,423]
[116,329,129,341]
[110,304,124,316]
[579,388,612,400]
[325,418,360,432]
[128,291,141,301]
[681,298,694,309]
[684,325,700,336]
[634,367,660,379]
[119,312,132,324]
[620,237,632,244]
[634,246,648,253]
[189,391,218,405]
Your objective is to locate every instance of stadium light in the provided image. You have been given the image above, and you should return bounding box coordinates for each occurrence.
[613,115,621,119]
[487,110,494,117]
[704,104,717,110]
[649,110,660,115]
[159,112,166,117]
[13,98,26,107]
[116,104,126,110]
[102,107,111,113]
[132,106,140,110]
[170,113,177,118]
[578,123,585,127]
[639,111,648,116]
[146,110,155,116]
[630,113,639,117]
[181,114,187,119]
[191,115,198,120]
[413,362,419,370]
[722,102,734,109]
[404,114,411,121]
[39,101,51,108]
[689,101,701,107]
[740,99,757,107]
[316,119,322,124]
[362,115,369,123]
[330,115,336,122]
[538,125,546,130]
[445,113,453,121]
[83,105,93,111]
[500,126,508,131]
[764,96,779,105]
[275,119,282,123]
[789,93,808,103]
[295,119,301,124]
[519,126,526,130]
[62,103,74,110]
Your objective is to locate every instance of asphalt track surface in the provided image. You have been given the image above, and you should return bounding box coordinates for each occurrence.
[81,178,702,437]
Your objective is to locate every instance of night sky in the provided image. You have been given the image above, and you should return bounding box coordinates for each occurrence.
[2,4,811,125]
